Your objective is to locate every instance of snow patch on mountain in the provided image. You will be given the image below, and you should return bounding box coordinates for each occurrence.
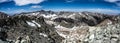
[32,20,41,27]
[45,20,57,25]
[26,21,36,27]
[39,33,48,37]
[26,21,41,27]
[67,13,76,19]
[42,14,57,18]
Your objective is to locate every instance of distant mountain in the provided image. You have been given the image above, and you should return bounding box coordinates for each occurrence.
[0,10,120,43]
[0,12,9,19]
[117,14,120,16]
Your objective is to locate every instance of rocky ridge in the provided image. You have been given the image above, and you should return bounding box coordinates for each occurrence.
[0,10,120,43]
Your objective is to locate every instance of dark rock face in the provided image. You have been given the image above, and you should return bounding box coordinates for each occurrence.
[0,14,64,43]
[54,17,75,23]
[53,12,116,26]
[0,31,7,41]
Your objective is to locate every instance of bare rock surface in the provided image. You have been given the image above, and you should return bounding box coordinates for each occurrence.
[0,10,120,43]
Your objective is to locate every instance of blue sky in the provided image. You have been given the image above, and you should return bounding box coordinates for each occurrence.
[0,0,120,15]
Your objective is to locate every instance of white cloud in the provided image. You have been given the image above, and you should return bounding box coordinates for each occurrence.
[0,0,7,3]
[31,5,42,8]
[104,0,119,2]
[0,0,12,3]
[65,0,74,2]
[104,0,120,7]
[13,0,44,6]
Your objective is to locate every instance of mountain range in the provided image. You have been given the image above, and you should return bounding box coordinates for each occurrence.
[0,10,120,43]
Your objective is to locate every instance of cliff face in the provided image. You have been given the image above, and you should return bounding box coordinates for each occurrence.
[0,11,120,43]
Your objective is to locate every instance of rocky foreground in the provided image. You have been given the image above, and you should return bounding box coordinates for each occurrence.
[0,10,120,43]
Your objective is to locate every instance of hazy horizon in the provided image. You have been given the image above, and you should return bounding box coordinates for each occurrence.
[0,0,120,15]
